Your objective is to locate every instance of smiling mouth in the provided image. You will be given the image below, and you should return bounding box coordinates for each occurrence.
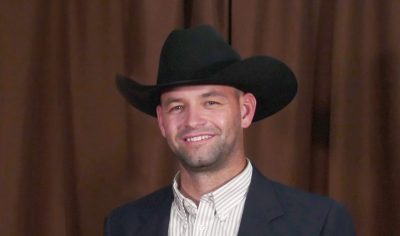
[184,135,213,142]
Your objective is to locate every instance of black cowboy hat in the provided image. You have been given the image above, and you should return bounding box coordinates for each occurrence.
[116,25,297,122]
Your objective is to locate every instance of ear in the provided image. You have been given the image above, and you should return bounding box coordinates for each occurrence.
[156,105,166,137]
[240,93,257,128]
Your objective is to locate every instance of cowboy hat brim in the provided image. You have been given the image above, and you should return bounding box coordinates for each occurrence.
[116,55,297,122]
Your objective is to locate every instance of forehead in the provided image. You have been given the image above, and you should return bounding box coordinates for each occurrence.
[160,85,239,101]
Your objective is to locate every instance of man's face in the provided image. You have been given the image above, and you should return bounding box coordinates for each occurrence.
[156,85,256,172]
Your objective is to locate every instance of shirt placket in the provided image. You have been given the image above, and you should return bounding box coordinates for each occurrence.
[192,195,214,236]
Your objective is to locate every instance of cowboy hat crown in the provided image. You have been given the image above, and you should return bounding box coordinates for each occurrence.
[157,25,241,85]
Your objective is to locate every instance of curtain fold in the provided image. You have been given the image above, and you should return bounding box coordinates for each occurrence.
[1,1,399,235]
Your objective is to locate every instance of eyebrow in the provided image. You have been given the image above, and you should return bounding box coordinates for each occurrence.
[162,90,228,106]
[201,91,228,98]
[162,97,182,106]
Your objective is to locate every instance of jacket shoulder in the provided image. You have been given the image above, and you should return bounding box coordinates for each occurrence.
[269,180,355,235]
[271,180,333,212]
[113,185,172,213]
[104,186,173,236]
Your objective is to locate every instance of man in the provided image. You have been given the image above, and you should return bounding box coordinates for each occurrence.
[105,25,355,235]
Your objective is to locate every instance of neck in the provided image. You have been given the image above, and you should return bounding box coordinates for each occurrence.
[178,157,247,204]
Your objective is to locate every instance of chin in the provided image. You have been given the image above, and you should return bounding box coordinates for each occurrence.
[179,155,224,172]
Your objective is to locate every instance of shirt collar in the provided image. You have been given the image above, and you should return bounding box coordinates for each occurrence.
[172,160,253,220]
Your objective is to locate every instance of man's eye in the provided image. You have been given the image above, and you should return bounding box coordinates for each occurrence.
[170,105,183,112]
[206,101,219,106]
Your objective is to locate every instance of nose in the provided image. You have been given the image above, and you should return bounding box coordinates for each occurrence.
[184,106,206,128]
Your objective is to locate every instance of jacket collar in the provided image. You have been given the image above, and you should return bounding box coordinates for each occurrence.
[135,187,173,236]
[238,167,284,235]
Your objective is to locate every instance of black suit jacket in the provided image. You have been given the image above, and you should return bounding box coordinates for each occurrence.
[104,167,355,235]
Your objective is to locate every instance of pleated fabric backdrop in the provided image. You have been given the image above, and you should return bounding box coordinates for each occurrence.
[1,1,399,235]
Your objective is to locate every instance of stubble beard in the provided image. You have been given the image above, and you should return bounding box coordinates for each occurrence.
[176,139,227,172]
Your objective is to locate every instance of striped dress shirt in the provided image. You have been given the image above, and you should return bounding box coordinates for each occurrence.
[168,161,253,236]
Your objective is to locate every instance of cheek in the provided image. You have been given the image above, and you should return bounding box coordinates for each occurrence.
[162,120,174,134]
[163,118,182,137]
[213,110,239,130]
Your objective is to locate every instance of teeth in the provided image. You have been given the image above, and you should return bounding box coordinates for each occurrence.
[185,135,211,142]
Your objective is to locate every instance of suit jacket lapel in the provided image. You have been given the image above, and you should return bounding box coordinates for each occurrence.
[136,188,173,236]
[238,167,284,236]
